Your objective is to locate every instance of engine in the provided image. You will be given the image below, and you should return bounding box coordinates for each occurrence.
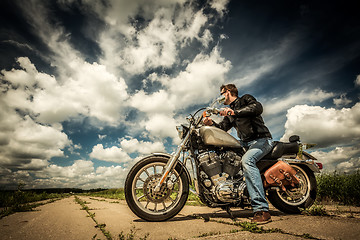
[198,151,246,203]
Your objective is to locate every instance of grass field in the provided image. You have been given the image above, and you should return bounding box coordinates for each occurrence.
[316,171,360,206]
[0,190,70,218]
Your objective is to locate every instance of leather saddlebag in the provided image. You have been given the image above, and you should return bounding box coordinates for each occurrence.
[263,161,299,191]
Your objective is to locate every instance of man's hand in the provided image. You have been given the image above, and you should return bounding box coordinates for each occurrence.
[203,117,213,126]
[220,107,235,116]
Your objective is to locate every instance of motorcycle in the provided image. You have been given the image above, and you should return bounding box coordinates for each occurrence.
[124,96,322,221]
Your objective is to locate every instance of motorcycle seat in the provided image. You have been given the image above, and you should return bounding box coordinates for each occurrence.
[264,135,300,159]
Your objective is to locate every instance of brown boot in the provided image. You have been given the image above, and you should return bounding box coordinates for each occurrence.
[251,211,272,224]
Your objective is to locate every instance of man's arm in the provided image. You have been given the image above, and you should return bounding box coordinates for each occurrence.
[212,116,232,132]
[233,94,263,117]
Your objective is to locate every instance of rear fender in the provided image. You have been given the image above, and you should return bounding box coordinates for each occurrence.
[258,155,321,173]
[280,158,321,173]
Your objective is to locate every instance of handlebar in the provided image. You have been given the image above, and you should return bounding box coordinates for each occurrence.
[206,107,222,115]
[205,107,232,116]
[190,96,227,127]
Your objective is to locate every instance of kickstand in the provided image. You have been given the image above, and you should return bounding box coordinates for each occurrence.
[225,206,237,221]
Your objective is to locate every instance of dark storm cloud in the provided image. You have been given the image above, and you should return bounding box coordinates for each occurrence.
[222,1,360,102]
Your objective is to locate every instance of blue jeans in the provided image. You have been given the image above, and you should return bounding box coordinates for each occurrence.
[241,138,274,213]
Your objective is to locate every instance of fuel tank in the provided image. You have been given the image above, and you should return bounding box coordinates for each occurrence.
[199,126,241,148]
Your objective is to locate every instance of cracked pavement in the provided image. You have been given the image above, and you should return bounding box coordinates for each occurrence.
[1,196,360,240]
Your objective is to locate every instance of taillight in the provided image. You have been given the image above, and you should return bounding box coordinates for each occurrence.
[315,162,323,170]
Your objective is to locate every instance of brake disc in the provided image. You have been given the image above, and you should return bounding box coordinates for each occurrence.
[143,174,172,203]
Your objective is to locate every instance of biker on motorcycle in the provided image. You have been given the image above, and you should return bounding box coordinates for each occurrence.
[203,84,273,224]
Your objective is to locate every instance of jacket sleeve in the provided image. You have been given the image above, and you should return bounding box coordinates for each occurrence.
[212,116,233,132]
[233,94,263,117]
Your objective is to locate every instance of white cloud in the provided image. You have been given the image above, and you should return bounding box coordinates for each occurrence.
[130,90,175,114]
[42,160,94,178]
[2,40,34,51]
[119,137,165,154]
[1,57,128,126]
[28,160,129,189]
[98,134,107,140]
[129,46,231,142]
[141,114,179,140]
[0,159,128,190]
[0,168,33,188]
[263,88,335,116]
[167,47,231,107]
[281,103,360,147]
[333,94,352,107]
[90,144,131,163]
[210,0,230,16]
[355,74,360,86]
[311,146,360,173]
[0,103,70,170]
[90,137,165,164]
[136,47,231,107]
[96,0,228,74]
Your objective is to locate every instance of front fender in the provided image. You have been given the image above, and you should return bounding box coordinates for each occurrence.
[141,153,191,183]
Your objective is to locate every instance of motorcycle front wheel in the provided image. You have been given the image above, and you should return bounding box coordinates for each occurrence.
[267,164,317,213]
[124,156,189,221]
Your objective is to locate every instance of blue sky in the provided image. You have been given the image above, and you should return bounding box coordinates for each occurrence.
[0,0,359,189]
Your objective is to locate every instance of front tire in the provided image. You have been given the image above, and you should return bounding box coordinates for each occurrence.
[124,156,189,221]
[267,164,317,213]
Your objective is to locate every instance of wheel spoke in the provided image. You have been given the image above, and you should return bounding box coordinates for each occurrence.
[137,194,145,201]
[167,196,175,205]
[137,177,145,182]
[129,160,186,218]
[275,165,311,206]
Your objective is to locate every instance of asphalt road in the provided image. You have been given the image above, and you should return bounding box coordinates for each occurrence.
[1,196,359,240]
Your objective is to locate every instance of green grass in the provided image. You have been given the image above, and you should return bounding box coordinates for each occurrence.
[302,204,328,216]
[75,196,150,240]
[82,188,125,200]
[0,190,68,219]
[83,188,205,206]
[75,196,113,240]
[316,171,360,206]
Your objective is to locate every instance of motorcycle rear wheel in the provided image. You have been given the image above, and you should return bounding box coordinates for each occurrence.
[124,156,189,221]
[267,164,317,213]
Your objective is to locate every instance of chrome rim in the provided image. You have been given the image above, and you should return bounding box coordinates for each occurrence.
[131,162,183,215]
[276,165,311,206]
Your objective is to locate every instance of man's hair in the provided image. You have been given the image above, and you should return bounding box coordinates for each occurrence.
[220,84,238,97]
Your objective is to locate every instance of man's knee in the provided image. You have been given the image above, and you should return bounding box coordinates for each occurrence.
[241,155,256,170]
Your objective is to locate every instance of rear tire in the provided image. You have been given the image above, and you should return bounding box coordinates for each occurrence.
[124,156,189,221]
[267,164,317,213]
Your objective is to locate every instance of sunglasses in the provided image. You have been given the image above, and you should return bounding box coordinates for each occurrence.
[220,90,227,96]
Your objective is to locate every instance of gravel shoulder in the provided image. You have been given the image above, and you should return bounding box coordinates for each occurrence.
[1,196,359,240]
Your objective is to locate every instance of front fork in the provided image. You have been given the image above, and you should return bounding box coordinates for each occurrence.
[153,128,192,192]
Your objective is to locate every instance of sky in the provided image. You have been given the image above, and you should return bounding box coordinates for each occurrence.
[0,0,359,190]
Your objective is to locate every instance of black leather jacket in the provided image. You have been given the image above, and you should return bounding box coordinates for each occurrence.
[213,94,272,142]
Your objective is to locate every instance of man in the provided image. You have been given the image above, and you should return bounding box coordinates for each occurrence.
[203,84,273,224]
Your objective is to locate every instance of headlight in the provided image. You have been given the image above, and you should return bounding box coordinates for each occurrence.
[176,125,188,139]
[176,125,185,139]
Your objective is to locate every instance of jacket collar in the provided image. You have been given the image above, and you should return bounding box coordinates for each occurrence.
[229,97,240,108]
